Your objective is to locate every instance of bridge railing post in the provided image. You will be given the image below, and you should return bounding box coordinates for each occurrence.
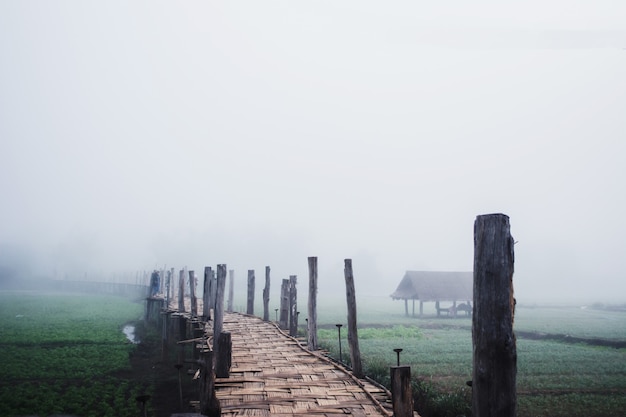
[215,332,232,378]
[391,365,413,417]
[199,348,221,417]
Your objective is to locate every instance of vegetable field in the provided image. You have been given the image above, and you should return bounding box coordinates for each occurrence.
[0,291,145,417]
[315,295,626,417]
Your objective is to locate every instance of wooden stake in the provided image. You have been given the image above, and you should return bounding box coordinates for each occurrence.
[209,268,217,317]
[203,266,212,320]
[279,279,289,329]
[344,259,363,377]
[214,265,227,349]
[227,269,234,313]
[168,268,174,307]
[199,349,221,417]
[391,366,413,417]
[215,332,232,378]
[247,270,255,315]
[189,270,197,318]
[263,266,271,321]
[472,213,517,417]
[307,256,318,350]
[289,275,298,337]
[178,269,185,313]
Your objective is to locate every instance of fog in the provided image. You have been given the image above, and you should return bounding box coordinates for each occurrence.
[1,1,625,303]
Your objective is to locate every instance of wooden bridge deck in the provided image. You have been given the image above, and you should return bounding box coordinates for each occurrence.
[215,312,396,417]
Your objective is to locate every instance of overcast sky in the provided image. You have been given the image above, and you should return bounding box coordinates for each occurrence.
[1,1,625,302]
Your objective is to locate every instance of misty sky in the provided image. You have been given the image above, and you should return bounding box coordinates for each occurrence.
[1,1,625,302]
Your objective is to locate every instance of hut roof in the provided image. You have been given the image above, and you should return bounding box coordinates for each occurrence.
[390,271,473,302]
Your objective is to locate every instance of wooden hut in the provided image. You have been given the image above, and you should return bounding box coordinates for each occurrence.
[390,271,473,317]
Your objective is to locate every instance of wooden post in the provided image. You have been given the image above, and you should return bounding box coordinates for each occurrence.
[199,348,221,417]
[165,269,171,308]
[149,270,159,297]
[209,268,217,317]
[161,311,170,362]
[189,270,197,318]
[214,265,227,350]
[279,279,289,329]
[168,268,174,307]
[344,259,363,377]
[146,297,164,325]
[288,275,298,337]
[203,266,212,320]
[246,270,255,315]
[472,213,517,417]
[192,322,203,363]
[419,300,424,317]
[307,256,318,350]
[215,332,232,378]
[404,299,408,316]
[178,315,187,364]
[178,269,186,313]
[227,269,234,312]
[391,366,413,417]
[262,266,271,321]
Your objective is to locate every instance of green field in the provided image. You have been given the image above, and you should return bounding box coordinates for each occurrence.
[313,295,626,417]
[0,291,145,417]
[2,290,625,417]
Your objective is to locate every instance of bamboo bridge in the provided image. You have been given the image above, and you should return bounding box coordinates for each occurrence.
[144,263,418,417]
[214,312,395,417]
[145,214,517,417]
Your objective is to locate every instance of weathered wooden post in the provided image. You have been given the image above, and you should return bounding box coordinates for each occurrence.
[215,264,231,378]
[161,310,171,362]
[164,270,171,308]
[307,256,318,350]
[149,270,160,297]
[214,265,227,349]
[247,270,255,315]
[203,266,213,320]
[199,348,221,417]
[178,314,187,364]
[262,266,271,321]
[189,270,197,318]
[472,213,516,417]
[279,279,289,329]
[178,269,186,313]
[168,268,174,306]
[227,269,234,313]
[209,269,217,317]
[344,259,363,377]
[391,366,413,417]
[289,275,298,337]
[145,297,164,326]
[192,322,203,364]
[215,332,232,378]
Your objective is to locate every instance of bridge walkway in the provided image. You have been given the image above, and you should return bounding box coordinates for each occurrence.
[215,312,396,417]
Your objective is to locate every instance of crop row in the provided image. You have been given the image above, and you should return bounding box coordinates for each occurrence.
[0,291,145,417]
[317,319,626,416]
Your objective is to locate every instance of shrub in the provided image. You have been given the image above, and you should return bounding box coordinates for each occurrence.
[412,377,471,417]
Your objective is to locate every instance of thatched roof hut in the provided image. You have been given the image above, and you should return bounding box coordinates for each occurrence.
[390,271,473,317]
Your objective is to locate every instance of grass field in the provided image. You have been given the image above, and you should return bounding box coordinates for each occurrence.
[0,291,145,417]
[312,294,626,417]
[2,290,625,417]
